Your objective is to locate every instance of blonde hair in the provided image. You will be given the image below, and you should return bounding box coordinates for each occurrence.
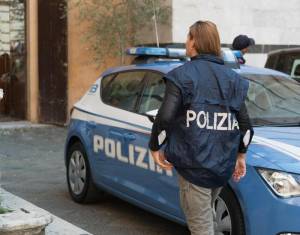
[189,20,221,57]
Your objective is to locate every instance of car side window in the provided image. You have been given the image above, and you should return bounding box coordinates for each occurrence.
[294,64,300,76]
[138,72,165,114]
[101,71,146,112]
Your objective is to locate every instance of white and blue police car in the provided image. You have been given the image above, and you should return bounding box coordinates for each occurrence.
[65,47,300,235]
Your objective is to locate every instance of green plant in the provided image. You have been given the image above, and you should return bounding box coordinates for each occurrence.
[0,196,12,214]
[0,206,11,214]
[70,0,171,65]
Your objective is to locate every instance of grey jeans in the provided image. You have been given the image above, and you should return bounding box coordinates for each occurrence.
[178,174,222,235]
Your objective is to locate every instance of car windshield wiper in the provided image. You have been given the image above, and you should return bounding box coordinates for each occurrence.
[272,122,300,127]
[253,122,300,127]
[252,118,300,127]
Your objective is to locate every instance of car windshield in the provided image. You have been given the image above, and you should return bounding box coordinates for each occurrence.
[243,74,300,126]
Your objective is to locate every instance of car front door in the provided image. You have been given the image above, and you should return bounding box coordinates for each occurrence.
[91,71,148,190]
[92,70,182,218]
[131,71,182,218]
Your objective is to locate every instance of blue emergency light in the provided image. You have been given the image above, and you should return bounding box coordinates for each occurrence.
[126,47,187,59]
[126,47,241,68]
[126,47,167,56]
[221,49,240,68]
[232,50,244,60]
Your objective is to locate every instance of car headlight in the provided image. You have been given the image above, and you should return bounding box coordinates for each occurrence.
[258,168,300,198]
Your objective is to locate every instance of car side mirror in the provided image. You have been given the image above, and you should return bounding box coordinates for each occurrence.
[145,109,158,123]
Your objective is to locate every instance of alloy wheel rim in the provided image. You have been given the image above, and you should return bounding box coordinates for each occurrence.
[68,150,86,195]
[214,196,232,235]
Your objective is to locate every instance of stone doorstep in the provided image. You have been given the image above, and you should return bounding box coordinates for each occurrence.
[0,209,53,234]
[0,227,45,235]
[0,190,52,234]
[0,189,92,235]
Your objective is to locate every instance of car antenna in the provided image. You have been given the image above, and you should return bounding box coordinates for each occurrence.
[152,0,160,47]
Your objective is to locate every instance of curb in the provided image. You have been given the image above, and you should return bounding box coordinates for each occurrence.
[0,122,50,130]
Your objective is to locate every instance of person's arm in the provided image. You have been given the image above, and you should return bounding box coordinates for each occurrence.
[236,102,254,153]
[149,80,182,151]
[149,80,182,170]
[233,102,254,182]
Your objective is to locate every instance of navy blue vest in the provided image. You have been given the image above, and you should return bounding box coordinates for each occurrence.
[164,54,249,187]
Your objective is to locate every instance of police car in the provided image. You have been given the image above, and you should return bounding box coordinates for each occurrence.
[65,47,300,235]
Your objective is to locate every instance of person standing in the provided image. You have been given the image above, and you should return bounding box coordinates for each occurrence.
[149,21,254,235]
[232,35,256,64]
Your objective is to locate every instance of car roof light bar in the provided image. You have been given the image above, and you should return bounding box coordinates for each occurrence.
[126,47,187,58]
[126,47,240,68]
[126,47,167,56]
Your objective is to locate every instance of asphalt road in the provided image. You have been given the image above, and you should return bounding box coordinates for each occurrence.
[0,126,189,235]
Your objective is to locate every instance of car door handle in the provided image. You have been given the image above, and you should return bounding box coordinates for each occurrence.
[123,133,136,141]
[87,121,97,129]
[109,130,123,138]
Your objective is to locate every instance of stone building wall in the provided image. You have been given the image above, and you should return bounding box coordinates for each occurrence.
[0,0,24,55]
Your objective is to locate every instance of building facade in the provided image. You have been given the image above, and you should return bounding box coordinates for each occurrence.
[0,0,299,124]
[0,0,24,55]
[171,0,300,67]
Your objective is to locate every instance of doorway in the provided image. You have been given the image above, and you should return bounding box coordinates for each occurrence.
[38,0,68,125]
[0,1,27,121]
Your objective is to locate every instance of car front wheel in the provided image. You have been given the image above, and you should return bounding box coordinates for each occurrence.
[215,186,245,235]
[66,141,101,203]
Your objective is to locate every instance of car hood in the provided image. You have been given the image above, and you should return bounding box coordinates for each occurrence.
[248,127,300,174]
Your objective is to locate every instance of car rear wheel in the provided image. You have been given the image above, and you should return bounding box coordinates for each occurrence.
[215,186,245,235]
[66,141,101,203]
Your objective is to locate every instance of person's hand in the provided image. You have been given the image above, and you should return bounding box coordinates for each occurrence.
[232,153,246,182]
[150,150,173,170]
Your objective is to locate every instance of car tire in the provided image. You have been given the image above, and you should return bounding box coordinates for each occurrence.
[66,141,102,203]
[215,186,246,235]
